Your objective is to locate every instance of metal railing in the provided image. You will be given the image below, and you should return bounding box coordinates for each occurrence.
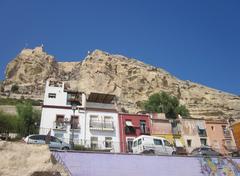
[89,120,114,130]
[140,127,150,135]
[53,122,67,130]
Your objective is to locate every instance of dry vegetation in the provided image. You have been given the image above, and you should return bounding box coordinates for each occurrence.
[0,141,69,176]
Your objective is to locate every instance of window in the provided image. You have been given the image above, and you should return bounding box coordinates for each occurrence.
[125,120,136,134]
[91,137,98,149]
[56,115,64,123]
[154,139,163,145]
[67,92,82,106]
[104,116,113,128]
[140,120,147,134]
[55,115,65,130]
[138,139,142,145]
[127,138,134,152]
[105,137,112,148]
[54,132,64,139]
[48,93,56,98]
[133,141,138,147]
[90,115,99,128]
[222,125,230,137]
[71,116,79,129]
[198,129,207,137]
[164,140,171,147]
[30,135,45,141]
[200,138,207,146]
[187,139,192,147]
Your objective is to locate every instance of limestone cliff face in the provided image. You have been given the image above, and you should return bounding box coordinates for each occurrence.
[3,46,58,96]
[2,46,240,119]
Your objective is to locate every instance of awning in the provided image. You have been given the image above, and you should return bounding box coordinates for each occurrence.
[197,122,205,130]
[175,139,184,147]
[125,121,133,127]
[87,92,115,103]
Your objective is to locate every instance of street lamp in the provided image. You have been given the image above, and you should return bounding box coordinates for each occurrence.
[71,103,77,149]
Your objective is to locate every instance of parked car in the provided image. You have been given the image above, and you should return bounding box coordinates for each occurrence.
[24,134,71,150]
[132,135,176,155]
[190,146,222,157]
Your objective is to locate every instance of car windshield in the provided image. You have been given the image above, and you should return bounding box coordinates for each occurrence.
[51,136,61,143]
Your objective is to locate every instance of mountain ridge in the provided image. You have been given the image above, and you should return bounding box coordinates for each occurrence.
[1,46,240,119]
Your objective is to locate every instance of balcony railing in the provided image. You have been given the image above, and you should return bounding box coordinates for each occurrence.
[90,120,114,131]
[53,122,67,130]
[223,130,232,138]
[140,127,150,135]
[172,127,181,135]
[71,123,81,130]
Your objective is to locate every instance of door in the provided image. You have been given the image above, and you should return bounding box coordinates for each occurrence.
[126,138,134,153]
[153,138,164,155]
[49,136,62,149]
[132,140,138,153]
[164,140,174,155]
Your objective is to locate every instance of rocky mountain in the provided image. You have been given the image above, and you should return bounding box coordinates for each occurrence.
[2,46,240,119]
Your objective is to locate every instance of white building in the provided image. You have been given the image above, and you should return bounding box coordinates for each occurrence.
[40,80,120,152]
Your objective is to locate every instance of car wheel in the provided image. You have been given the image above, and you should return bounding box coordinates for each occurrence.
[149,150,155,155]
[62,147,69,150]
[172,151,176,155]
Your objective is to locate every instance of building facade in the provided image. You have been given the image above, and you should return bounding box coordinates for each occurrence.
[150,113,183,147]
[206,120,236,154]
[231,120,240,150]
[40,80,120,152]
[118,113,151,153]
[179,118,208,153]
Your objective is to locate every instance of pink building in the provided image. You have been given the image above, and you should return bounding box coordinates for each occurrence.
[206,119,236,155]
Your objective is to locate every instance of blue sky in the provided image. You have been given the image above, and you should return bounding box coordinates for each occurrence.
[0,0,239,95]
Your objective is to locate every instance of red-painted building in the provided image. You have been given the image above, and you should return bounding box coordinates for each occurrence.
[119,113,151,153]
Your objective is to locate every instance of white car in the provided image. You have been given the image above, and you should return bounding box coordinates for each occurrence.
[132,135,176,155]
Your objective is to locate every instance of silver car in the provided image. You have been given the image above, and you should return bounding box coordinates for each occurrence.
[24,134,71,150]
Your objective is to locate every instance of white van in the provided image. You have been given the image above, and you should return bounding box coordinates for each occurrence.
[132,135,176,155]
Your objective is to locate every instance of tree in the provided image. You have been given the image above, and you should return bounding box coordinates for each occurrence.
[16,103,41,136]
[144,92,189,118]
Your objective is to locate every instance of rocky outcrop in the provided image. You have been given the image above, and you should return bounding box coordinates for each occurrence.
[2,46,240,119]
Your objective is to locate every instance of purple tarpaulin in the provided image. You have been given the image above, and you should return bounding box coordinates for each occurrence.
[53,152,205,176]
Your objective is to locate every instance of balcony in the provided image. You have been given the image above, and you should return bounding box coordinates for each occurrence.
[53,122,67,131]
[198,129,207,137]
[223,130,232,139]
[90,120,114,131]
[140,127,150,135]
[70,123,81,130]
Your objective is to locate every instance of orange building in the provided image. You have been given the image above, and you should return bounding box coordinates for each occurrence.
[231,120,240,150]
[205,120,236,155]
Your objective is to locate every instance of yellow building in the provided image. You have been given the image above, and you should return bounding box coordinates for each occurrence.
[231,120,240,150]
